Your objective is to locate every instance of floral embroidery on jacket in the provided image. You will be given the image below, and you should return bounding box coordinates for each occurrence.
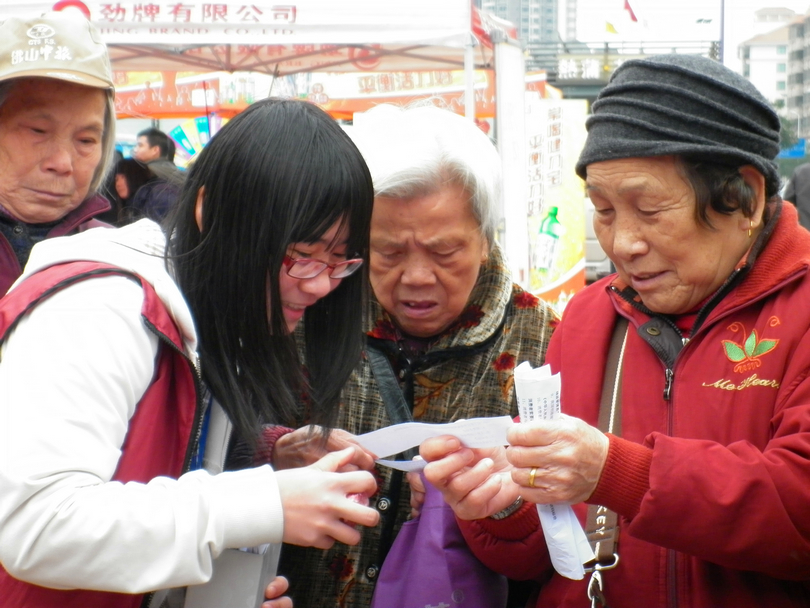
[513,289,540,309]
[413,374,456,418]
[722,320,780,373]
[442,304,485,335]
[369,318,397,341]
[493,351,517,400]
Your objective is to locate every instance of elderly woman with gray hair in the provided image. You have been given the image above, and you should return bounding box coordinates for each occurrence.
[420,54,810,607]
[272,104,557,608]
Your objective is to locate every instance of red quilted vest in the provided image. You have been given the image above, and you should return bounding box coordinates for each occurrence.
[0,261,201,608]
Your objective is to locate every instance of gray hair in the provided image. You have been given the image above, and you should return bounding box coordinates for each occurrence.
[349,103,500,245]
[0,78,116,198]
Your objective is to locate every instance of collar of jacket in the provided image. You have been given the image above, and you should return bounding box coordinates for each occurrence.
[52,193,112,235]
[0,193,110,236]
[365,243,514,352]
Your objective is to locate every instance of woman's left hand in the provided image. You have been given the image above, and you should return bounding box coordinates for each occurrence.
[262,576,292,608]
[506,414,609,505]
[273,426,376,472]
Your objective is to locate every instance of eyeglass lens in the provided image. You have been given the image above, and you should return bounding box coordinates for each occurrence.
[287,258,363,279]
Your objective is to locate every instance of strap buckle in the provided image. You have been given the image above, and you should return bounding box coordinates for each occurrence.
[583,552,619,573]
[585,554,618,608]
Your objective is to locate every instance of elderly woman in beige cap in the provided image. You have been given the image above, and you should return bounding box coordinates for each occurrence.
[420,54,810,608]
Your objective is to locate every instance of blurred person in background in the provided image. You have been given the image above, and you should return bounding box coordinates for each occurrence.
[782,161,810,230]
[130,127,184,222]
[114,157,154,225]
[132,126,184,188]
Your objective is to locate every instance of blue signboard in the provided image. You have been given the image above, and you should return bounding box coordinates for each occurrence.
[778,139,806,159]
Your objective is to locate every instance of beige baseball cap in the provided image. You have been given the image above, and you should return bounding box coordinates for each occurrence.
[0,12,113,89]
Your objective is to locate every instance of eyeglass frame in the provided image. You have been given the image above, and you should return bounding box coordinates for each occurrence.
[282,254,364,279]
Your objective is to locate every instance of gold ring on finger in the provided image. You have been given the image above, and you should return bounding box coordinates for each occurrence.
[528,466,538,488]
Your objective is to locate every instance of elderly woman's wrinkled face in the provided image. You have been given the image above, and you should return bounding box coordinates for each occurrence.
[587,156,753,315]
[370,182,488,338]
[0,79,106,224]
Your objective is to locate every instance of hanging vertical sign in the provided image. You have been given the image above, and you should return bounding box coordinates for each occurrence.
[526,98,588,314]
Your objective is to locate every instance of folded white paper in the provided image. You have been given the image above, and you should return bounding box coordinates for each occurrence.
[356,415,514,464]
[514,361,595,580]
[375,457,427,472]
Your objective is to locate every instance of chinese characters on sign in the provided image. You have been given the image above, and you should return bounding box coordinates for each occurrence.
[555,57,630,81]
[527,105,563,218]
[97,3,297,24]
[357,71,452,95]
[525,99,588,310]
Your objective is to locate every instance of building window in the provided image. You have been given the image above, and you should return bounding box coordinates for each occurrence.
[778,63,787,73]
[778,45,787,54]
[777,81,786,90]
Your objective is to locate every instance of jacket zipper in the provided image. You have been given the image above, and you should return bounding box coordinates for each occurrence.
[662,368,674,401]
[610,286,685,402]
[140,319,206,608]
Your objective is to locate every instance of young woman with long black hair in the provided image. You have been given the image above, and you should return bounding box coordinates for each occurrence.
[0,99,378,608]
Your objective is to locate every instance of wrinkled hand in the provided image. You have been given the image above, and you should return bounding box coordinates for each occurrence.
[276,448,379,549]
[262,576,292,608]
[273,426,376,472]
[506,414,608,505]
[405,463,426,518]
[420,435,520,520]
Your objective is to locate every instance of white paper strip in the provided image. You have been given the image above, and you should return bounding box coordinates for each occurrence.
[514,361,595,580]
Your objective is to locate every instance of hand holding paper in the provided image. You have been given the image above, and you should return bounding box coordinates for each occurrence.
[275,448,379,549]
[510,362,596,581]
[420,436,521,521]
[356,416,514,471]
[507,414,609,505]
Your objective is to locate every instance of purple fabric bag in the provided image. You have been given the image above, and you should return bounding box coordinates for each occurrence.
[370,477,508,608]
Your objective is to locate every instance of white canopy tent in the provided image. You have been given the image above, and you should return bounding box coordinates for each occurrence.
[0,2,510,74]
[0,0,532,286]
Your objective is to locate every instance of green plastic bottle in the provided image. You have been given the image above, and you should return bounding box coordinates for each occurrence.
[534,206,562,270]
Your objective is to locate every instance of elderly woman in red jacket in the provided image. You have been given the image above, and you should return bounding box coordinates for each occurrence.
[420,54,810,608]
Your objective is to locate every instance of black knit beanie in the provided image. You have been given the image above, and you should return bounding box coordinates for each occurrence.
[575,54,781,186]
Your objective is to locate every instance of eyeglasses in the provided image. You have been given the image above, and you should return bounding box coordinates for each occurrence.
[282,255,364,279]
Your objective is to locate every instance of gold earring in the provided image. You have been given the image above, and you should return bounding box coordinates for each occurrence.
[748,220,753,238]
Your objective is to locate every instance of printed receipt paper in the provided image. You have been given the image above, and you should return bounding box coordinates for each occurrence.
[356,416,514,472]
[514,361,595,580]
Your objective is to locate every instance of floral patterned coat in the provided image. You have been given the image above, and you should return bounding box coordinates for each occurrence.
[279,244,557,608]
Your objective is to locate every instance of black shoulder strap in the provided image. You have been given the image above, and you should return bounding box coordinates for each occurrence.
[366,344,413,425]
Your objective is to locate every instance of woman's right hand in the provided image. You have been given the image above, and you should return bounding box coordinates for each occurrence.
[275,448,379,549]
[420,435,520,520]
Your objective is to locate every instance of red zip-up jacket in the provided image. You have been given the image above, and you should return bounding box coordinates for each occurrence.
[460,201,810,607]
[0,261,200,608]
